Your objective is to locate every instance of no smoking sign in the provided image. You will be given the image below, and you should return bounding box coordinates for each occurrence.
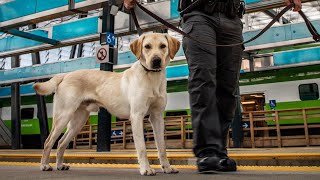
[95,45,109,63]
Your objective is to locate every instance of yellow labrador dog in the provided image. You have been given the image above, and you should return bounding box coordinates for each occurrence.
[33,33,180,176]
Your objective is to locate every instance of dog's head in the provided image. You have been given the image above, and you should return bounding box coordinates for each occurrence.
[130,33,180,71]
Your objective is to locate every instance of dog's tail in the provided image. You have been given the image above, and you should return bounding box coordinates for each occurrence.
[33,74,65,96]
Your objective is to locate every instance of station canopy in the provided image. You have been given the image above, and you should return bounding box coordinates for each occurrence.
[0,0,319,70]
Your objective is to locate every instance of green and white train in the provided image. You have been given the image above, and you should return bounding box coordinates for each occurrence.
[1,58,320,148]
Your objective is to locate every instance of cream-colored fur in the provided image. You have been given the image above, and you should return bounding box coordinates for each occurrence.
[33,33,180,176]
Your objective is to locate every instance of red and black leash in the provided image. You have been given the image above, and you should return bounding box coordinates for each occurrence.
[131,3,319,47]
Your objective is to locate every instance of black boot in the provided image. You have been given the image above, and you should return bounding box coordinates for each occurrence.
[197,154,237,173]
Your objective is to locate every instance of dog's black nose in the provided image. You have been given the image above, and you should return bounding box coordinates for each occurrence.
[152,57,161,69]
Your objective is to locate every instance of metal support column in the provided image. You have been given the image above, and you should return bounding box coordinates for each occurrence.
[11,56,21,149]
[232,87,243,148]
[77,44,84,58]
[28,24,50,148]
[97,0,116,152]
[69,45,77,59]
[249,54,254,72]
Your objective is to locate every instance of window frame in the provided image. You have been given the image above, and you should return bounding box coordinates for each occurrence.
[298,83,319,101]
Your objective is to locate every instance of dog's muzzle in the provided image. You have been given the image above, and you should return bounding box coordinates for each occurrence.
[152,57,161,69]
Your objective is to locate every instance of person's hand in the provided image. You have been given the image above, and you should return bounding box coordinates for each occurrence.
[285,0,302,12]
[124,0,137,9]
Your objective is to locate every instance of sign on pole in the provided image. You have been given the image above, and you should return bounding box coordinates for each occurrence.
[269,100,277,110]
[106,32,116,46]
[95,45,109,63]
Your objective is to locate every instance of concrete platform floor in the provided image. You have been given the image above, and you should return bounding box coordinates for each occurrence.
[0,164,319,180]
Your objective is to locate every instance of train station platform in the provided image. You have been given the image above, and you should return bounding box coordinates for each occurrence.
[0,164,319,180]
[0,147,320,166]
[0,147,320,180]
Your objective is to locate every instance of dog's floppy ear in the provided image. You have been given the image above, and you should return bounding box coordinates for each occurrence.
[166,35,181,59]
[130,35,145,60]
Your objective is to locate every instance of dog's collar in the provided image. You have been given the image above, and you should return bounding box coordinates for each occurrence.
[140,63,162,72]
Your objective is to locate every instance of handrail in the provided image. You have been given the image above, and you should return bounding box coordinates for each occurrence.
[73,107,320,149]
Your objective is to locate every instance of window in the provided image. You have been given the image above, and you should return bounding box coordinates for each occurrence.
[299,83,319,101]
[21,108,34,120]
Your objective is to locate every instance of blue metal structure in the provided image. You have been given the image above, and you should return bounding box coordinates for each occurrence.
[0,16,319,53]
[1,0,318,58]
[0,0,85,22]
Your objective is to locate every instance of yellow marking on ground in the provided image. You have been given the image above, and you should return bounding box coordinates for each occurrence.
[0,153,320,160]
[0,162,319,172]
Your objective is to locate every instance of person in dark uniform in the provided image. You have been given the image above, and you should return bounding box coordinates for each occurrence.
[179,0,302,173]
[124,0,302,173]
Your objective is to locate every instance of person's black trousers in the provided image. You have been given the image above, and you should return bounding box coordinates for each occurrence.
[182,11,243,157]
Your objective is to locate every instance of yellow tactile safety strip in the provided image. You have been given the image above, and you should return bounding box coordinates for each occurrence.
[0,153,320,160]
[0,161,319,172]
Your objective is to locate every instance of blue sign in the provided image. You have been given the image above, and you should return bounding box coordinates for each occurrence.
[242,122,250,128]
[106,32,116,46]
[269,100,276,109]
[111,130,123,141]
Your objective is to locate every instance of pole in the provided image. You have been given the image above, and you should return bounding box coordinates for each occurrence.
[29,24,50,149]
[11,55,21,149]
[97,0,116,152]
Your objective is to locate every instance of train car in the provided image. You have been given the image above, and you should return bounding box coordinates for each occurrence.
[1,63,320,148]
[1,45,320,148]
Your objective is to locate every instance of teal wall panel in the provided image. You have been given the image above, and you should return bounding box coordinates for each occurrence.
[0,0,85,22]
[36,0,85,13]
[0,30,48,52]
[0,83,37,97]
[245,0,262,3]
[0,0,37,22]
[274,47,320,66]
[243,20,320,47]
[52,17,98,40]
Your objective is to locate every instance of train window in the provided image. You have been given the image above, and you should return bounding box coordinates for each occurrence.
[21,108,34,120]
[299,83,319,101]
[166,111,187,117]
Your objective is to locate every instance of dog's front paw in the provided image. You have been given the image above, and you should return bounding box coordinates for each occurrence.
[162,165,179,174]
[40,164,53,171]
[140,167,156,176]
[57,164,70,171]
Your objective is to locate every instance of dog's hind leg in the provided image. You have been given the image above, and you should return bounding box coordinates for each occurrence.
[56,108,89,170]
[40,112,74,171]
[149,110,179,174]
[130,111,156,176]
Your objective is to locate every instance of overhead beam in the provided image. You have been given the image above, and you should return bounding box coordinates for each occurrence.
[0,0,116,30]
[0,28,59,45]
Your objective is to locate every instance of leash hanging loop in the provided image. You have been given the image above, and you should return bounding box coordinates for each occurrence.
[133,3,319,47]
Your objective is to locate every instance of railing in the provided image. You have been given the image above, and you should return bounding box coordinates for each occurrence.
[73,108,320,149]
[239,107,320,148]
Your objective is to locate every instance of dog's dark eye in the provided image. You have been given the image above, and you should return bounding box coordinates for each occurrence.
[144,44,151,49]
[160,44,166,49]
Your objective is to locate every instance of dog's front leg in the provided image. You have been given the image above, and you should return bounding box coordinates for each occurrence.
[150,111,179,174]
[131,113,156,176]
